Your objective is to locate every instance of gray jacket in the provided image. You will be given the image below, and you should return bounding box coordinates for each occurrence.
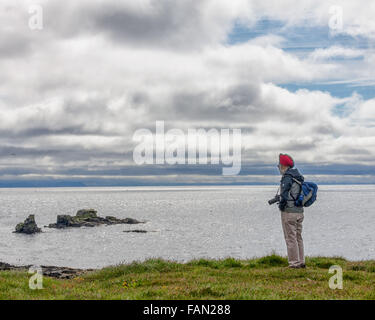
[279,167,304,213]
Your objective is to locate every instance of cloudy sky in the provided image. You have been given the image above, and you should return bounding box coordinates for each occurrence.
[0,0,375,186]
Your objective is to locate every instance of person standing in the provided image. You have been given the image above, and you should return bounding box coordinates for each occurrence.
[278,153,306,268]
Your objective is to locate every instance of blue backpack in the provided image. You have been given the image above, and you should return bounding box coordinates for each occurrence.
[292,178,318,207]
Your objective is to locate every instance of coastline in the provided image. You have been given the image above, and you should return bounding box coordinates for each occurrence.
[3,253,375,279]
[1,254,375,299]
[0,261,92,279]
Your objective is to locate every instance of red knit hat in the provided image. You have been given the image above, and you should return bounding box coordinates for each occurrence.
[279,153,294,167]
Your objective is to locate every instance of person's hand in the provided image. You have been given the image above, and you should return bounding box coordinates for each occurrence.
[278,203,286,211]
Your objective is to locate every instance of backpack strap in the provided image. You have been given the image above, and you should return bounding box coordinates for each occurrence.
[290,177,302,201]
[281,173,299,202]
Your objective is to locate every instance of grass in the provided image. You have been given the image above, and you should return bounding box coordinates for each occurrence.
[1,254,375,300]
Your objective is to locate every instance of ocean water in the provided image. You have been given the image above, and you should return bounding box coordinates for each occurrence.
[0,185,374,268]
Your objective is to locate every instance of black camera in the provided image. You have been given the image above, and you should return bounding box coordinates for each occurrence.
[268,195,280,205]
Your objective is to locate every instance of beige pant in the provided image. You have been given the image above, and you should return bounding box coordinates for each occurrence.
[281,212,304,267]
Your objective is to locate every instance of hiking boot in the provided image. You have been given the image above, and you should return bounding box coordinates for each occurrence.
[287,264,306,269]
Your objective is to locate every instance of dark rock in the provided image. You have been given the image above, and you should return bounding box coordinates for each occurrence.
[48,215,78,228]
[14,215,42,234]
[104,216,141,225]
[0,262,94,279]
[105,216,118,221]
[76,209,97,219]
[47,209,144,229]
[41,266,94,279]
[0,262,17,270]
[81,222,96,227]
[57,215,74,225]
[123,229,148,233]
[122,217,141,224]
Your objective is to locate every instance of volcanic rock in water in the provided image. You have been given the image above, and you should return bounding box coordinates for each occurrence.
[47,209,143,229]
[14,215,42,234]
[76,209,98,219]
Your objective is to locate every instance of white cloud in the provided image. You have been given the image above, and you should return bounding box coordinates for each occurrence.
[0,0,374,183]
[309,46,365,61]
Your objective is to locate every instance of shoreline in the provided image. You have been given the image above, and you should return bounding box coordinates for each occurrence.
[0,262,93,279]
[1,255,375,299]
[2,254,375,279]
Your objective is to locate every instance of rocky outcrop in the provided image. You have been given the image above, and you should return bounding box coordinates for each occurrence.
[0,262,92,279]
[47,209,143,229]
[41,266,93,279]
[14,215,42,234]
